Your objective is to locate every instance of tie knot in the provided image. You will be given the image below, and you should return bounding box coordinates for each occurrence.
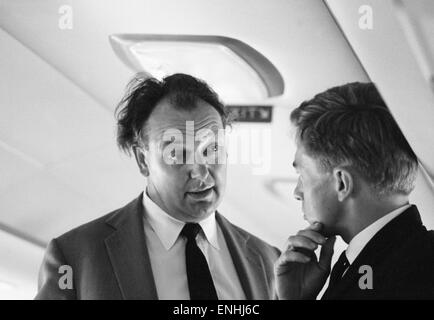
[181,223,202,241]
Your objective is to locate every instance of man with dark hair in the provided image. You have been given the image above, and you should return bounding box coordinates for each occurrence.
[275,82,434,299]
[36,73,279,300]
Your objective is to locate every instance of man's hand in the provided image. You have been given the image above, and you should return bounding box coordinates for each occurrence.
[274,222,336,300]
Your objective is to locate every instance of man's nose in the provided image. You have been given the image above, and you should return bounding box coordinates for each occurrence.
[293,183,303,201]
[189,163,209,180]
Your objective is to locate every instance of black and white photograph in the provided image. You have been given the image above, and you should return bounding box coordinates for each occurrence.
[0,0,433,304]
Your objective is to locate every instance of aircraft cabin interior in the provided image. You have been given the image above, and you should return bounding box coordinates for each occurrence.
[0,0,433,299]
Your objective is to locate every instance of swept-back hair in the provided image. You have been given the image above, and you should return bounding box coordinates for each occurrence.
[290,82,418,196]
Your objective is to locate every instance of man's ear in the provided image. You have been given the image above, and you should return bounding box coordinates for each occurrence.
[133,146,149,177]
[333,168,354,202]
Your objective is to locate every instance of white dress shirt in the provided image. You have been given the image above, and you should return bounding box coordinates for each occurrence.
[142,191,246,300]
[345,204,411,265]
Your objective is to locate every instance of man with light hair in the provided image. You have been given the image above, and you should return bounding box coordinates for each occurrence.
[275,82,434,299]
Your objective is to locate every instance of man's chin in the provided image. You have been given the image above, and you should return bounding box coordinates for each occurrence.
[303,215,317,226]
[304,218,334,236]
[184,204,216,222]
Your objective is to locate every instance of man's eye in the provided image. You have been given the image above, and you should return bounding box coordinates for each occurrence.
[204,144,218,157]
[168,148,186,162]
[210,144,219,153]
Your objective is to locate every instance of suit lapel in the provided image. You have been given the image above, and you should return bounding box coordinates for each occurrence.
[322,205,424,299]
[104,194,158,300]
[216,213,269,299]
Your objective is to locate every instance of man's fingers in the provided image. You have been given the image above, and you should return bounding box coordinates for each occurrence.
[318,236,336,270]
[287,235,319,251]
[275,250,311,273]
[296,229,326,245]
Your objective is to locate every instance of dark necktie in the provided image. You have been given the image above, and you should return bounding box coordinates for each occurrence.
[181,223,218,300]
[328,250,350,289]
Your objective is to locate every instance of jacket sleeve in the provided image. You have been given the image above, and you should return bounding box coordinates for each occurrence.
[34,238,77,300]
[272,246,281,300]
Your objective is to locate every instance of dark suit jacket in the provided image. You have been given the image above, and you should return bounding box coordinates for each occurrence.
[322,205,434,299]
[35,193,280,300]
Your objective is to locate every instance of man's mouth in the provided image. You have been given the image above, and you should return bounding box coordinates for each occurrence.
[186,187,214,200]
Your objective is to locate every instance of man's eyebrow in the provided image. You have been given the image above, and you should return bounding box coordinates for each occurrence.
[161,140,184,148]
[161,140,172,148]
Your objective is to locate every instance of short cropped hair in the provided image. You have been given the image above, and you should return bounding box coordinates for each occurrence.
[290,82,418,196]
[115,73,229,155]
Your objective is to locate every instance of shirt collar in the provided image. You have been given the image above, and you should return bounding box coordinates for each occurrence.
[345,203,411,264]
[142,190,220,251]
[199,211,220,250]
